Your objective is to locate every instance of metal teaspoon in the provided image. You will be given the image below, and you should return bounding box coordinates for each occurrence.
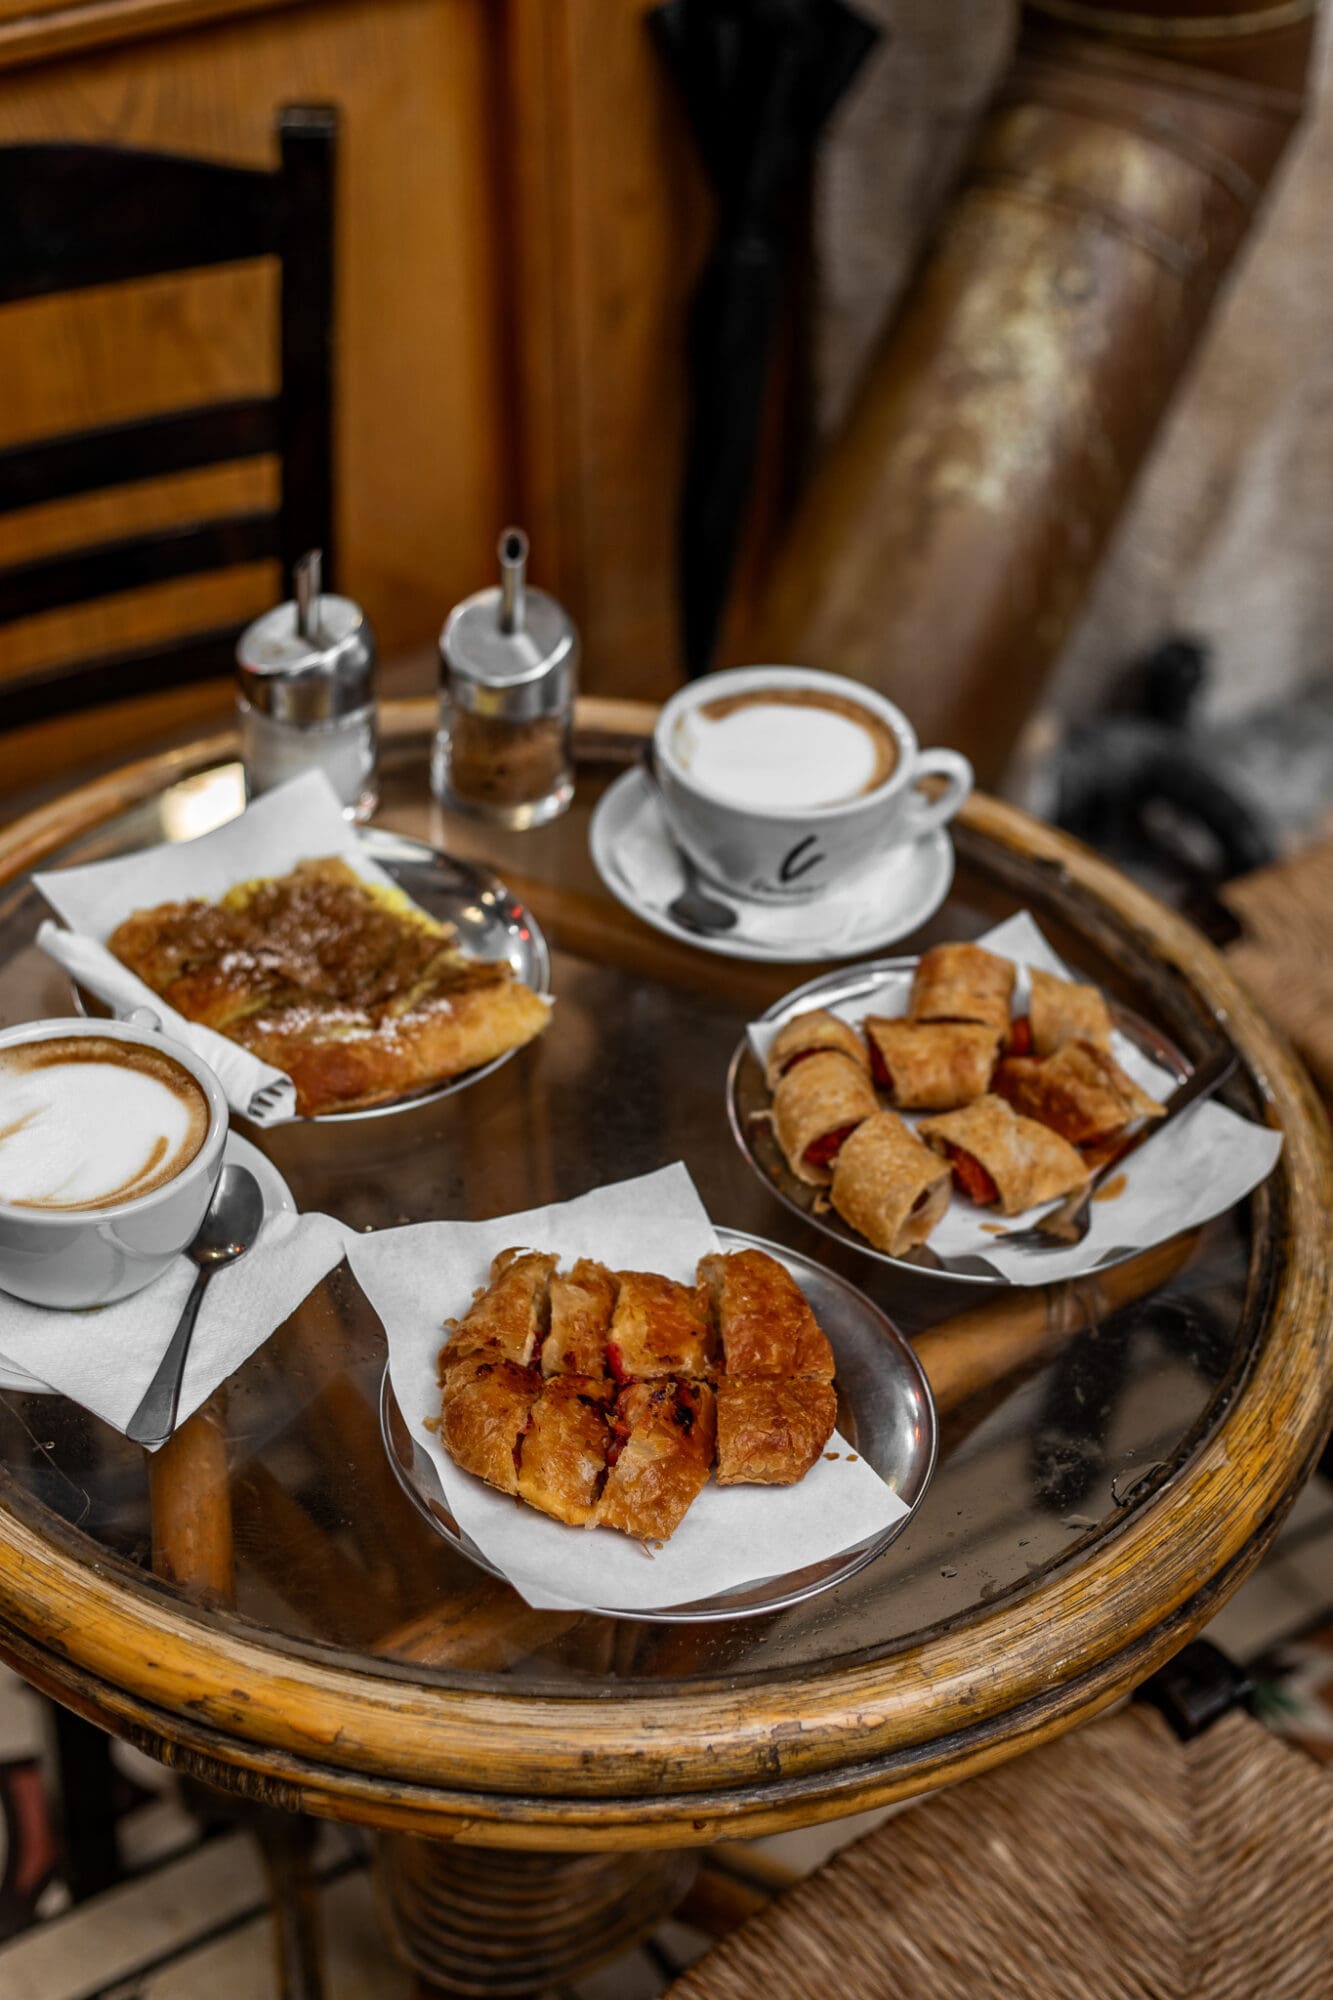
[126,1163,266,1448]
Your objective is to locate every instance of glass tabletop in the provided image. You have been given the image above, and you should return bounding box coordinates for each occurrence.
[0,723,1264,1695]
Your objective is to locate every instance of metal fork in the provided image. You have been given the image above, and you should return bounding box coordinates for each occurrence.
[989,1046,1238,1251]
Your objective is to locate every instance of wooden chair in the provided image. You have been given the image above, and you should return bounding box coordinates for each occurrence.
[667,1645,1333,2000]
[0,104,336,731]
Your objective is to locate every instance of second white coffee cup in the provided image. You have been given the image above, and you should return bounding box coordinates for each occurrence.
[0,1016,229,1310]
[654,666,972,903]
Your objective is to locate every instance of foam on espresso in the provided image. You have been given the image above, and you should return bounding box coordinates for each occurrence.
[0,1036,209,1211]
[674,687,899,810]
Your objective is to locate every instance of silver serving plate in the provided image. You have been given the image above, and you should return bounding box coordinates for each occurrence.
[379,1226,938,1623]
[727,957,1190,1289]
[73,826,550,1124]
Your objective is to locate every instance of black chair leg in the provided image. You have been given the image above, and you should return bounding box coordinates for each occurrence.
[44,1705,120,1902]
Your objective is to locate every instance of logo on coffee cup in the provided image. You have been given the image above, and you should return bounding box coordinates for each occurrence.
[777,835,826,887]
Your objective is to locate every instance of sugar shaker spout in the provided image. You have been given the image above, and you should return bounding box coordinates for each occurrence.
[498,527,528,635]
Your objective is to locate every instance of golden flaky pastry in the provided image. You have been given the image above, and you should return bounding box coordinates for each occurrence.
[434,1247,842,1539]
[108,855,549,1116]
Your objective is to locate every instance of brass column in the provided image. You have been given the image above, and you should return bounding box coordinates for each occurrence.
[748,0,1318,783]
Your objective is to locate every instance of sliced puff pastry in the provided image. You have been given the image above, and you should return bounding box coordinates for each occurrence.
[714,1378,838,1487]
[697,1247,834,1380]
[594,1379,716,1540]
[445,1248,558,1367]
[516,1376,614,1526]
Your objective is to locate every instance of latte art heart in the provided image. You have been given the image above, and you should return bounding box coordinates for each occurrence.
[0,1036,210,1211]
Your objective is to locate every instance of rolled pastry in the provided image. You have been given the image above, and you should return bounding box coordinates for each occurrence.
[764,1008,871,1092]
[772,1050,878,1186]
[829,1111,952,1255]
[909,943,1015,1034]
[697,1247,835,1379]
[864,1017,1000,1111]
[994,1038,1164,1147]
[918,1094,1089,1214]
[715,1378,838,1486]
[1028,967,1114,1058]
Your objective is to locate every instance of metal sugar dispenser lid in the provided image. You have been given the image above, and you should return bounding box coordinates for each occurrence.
[441,530,577,720]
[236,551,377,724]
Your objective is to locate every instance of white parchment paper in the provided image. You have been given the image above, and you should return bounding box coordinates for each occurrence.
[343,1164,906,1613]
[33,773,414,1125]
[749,911,1284,1286]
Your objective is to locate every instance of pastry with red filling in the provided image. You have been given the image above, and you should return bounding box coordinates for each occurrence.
[607,1270,712,1381]
[763,1009,870,1092]
[445,1248,557,1367]
[829,1111,952,1255]
[863,1017,1000,1111]
[918,1094,1089,1214]
[909,943,1015,1035]
[1027,967,1114,1058]
[543,1258,617,1376]
[515,1376,614,1526]
[594,1379,716,1540]
[437,1348,542,1497]
[994,1038,1163,1148]
[771,1050,877,1186]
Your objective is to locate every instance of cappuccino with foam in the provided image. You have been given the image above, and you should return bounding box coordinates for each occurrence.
[0,1035,209,1212]
[672,686,900,812]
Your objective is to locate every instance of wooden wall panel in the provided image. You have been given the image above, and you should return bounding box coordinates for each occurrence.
[0,0,505,684]
[504,0,712,701]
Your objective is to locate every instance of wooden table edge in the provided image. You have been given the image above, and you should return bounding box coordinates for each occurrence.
[0,700,1329,1839]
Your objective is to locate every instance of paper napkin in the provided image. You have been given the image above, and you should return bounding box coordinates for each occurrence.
[0,1207,346,1443]
[748,910,1284,1285]
[344,1163,907,1614]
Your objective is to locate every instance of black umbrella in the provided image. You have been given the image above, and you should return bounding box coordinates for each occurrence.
[650,0,881,679]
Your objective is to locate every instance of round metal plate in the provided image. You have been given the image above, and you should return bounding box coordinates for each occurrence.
[73,826,550,1123]
[727,957,1190,1289]
[379,1225,938,1623]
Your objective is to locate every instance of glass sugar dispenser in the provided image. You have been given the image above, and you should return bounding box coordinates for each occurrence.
[235,550,379,820]
[432,528,577,828]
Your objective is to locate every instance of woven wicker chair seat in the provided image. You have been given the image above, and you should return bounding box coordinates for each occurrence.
[666,1706,1333,2000]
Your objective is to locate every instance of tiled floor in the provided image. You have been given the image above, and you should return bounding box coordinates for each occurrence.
[0,1476,1328,2000]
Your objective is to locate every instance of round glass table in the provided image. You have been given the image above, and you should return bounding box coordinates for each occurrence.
[0,700,1329,1991]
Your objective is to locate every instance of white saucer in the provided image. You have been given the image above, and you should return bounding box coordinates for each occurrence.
[0,1133,295,1394]
[589,765,955,964]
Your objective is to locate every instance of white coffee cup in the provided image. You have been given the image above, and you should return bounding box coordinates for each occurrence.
[0,1016,229,1309]
[654,666,972,903]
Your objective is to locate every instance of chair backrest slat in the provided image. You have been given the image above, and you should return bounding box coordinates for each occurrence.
[5,625,248,730]
[0,145,277,305]
[0,104,337,729]
[0,514,282,627]
[0,400,280,517]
